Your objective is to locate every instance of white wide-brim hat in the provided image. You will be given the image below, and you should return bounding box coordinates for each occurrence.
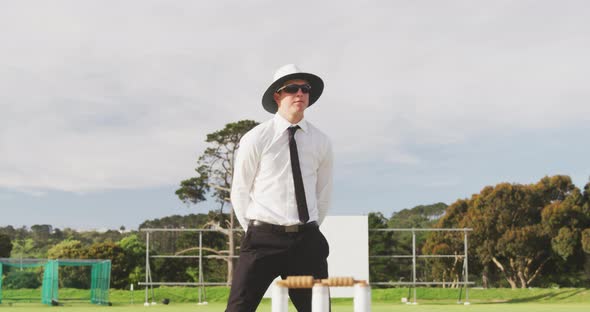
[261,64,324,114]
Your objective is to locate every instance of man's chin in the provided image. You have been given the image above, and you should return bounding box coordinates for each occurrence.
[293,103,308,110]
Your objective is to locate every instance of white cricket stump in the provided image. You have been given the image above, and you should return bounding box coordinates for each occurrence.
[312,283,330,312]
[353,282,371,312]
[271,276,371,312]
[272,284,289,312]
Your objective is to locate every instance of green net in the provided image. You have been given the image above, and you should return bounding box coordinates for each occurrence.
[0,258,111,306]
[0,259,48,304]
[0,258,48,269]
[90,261,111,305]
[41,260,58,304]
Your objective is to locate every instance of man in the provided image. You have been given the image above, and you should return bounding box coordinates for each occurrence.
[226,64,333,312]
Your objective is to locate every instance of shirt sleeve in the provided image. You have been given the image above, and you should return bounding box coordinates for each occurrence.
[231,133,259,231]
[316,138,333,225]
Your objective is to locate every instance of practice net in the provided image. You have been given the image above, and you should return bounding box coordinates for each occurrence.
[0,258,111,305]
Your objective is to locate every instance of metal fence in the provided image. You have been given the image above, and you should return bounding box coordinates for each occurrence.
[138,228,243,304]
[369,228,474,304]
[139,227,473,304]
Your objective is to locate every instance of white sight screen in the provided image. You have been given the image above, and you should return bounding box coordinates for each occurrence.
[263,215,369,298]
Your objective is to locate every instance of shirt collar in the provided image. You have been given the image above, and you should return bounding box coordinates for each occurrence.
[273,113,309,134]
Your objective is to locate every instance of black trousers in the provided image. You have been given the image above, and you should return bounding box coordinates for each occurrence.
[225,225,330,312]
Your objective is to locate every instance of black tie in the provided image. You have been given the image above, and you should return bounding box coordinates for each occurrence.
[288,126,309,224]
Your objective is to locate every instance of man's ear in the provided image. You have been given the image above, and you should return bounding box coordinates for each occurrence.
[273,93,280,105]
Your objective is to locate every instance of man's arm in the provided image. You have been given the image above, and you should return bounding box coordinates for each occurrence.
[316,140,333,225]
[231,133,259,231]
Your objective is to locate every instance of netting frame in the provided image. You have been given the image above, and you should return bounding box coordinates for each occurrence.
[0,258,111,305]
[138,228,243,305]
[369,228,474,304]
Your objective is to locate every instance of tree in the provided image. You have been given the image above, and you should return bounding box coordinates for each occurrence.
[119,234,146,286]
[176,120,260,209]
[540,177,590,285]
[3,270,42,289]
[0,233,12,257]
[0,226,17,239]
[368,212,396,283]
[9,238,36,258]
[138,213,238,284]
[86,242,128,289]
[47,240,88,288]
[425,175,584,288]
[389,203,448,284]
[467,181,555,288]
[368,203,448,285]
[542,188,588,259]
[176,120,259,283]
[388,203,447,228]
[422,200,469,288]
[30,224,52,248]
[580,179,590,280]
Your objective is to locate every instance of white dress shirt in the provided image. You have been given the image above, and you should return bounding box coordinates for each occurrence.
[231,113,333,231]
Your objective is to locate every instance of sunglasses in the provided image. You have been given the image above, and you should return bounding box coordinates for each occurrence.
[276,84,311,94]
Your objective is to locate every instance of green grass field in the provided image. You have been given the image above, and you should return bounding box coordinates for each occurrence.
[1,287,589,311]
[1,302,589,312]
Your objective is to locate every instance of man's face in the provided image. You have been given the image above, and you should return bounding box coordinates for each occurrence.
[273,79,310,115]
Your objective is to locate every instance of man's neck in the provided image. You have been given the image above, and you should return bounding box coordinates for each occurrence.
[278,110,304,125]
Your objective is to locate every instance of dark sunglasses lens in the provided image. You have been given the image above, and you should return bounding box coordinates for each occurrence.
[283,85,300,93]
[282,84,311,94]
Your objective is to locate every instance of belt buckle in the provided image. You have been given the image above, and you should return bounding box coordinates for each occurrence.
[285,225,299,233]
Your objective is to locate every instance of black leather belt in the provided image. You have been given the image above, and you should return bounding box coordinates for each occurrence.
[248,220,318,233]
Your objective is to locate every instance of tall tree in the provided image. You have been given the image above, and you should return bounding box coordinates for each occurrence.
[176,120,259,283]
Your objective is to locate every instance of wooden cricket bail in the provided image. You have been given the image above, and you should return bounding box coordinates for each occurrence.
[276,276,368,288]
[276,276,314,288]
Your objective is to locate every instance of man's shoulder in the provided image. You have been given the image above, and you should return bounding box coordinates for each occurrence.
[240,118,274,145]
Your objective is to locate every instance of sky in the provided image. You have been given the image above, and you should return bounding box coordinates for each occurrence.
[1,0,589,230]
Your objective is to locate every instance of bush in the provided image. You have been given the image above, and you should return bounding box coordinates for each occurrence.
[3,270,42,289]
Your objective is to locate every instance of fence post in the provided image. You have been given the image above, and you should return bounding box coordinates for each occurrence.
[144,231,150,305]
[199,231,204,303]
[412,228,417,304]
[464,229,470,304]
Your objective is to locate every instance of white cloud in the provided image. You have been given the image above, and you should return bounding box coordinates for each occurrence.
[1,0,589,192]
